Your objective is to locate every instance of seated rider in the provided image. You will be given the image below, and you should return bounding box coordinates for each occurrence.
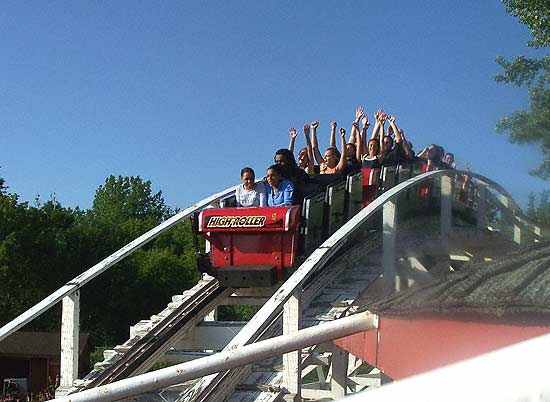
[266,164,294,206]
[361,138,383,169]
[236,167,266,207]
[274,148,309,186]
[443,152,457,169]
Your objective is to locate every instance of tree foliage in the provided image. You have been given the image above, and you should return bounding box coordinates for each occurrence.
[496,0,550,179]
[526,190,550,226]
[0,174,199,345]
[0,167,6,194]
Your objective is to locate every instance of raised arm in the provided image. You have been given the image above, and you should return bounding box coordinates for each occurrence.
[303,123,315,174]
[329,121,337,148]
[336,128,348,173]
[288,127,298,153]
[351,121,360,152]
[371,110,381,140]
[398,128,413,160]
[310,122,324,165]
[378,111,387,157]
[389,116,412,161]
[358,114,370,160]
[349,106,363,145]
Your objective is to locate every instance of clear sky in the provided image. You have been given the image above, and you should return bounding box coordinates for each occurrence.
[1,1,547,210]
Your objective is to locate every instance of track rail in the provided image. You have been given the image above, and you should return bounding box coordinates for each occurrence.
[75,278,226,391]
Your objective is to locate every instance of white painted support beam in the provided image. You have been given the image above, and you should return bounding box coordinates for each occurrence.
[331,345,349,399]
[57,291,80,397]
[534,225,541,242]
[476,185,487,233]
[50,312,377,402]
[204,308,217,322]
[513,224,522,245]
[440,175,452,250]
[282,289,302,400]
[383,200,397,295]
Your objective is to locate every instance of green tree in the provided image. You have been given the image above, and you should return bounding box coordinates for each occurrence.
[524,190,550,226]
[0,167,6,194]
[495,0,550,178]
[0,191,85,330]
[0,174,200,347]
[79,175,198,344]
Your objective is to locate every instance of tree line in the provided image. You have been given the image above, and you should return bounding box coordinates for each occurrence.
[0,173,200,346]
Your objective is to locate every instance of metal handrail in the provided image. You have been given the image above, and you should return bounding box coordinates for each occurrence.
[0,183,239,342]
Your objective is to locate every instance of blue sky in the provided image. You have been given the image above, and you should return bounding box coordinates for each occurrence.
[0,1,547,210]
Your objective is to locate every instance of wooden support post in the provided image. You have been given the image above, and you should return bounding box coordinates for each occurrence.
[331,345,349,399]
[514,222,522,245]
[283,289,301,400]
[476,185,487,234]
[383,200,397,295]
[204,307,217,321]
[501,196,522,243]
[534,225,541,243]
[56,290,80,397]
[440,175,452,250]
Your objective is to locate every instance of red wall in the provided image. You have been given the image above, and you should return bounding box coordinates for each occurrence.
[335,317,550,380]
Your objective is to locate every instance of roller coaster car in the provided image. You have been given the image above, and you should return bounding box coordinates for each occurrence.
[198,206,301,287]
[194,161,461,288]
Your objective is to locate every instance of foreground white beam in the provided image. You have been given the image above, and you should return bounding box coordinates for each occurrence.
[342,334,550,402]
[49,312,377,402]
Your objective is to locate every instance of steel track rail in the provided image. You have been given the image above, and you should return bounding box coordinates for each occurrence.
[186,235,374,402]
[75,279,225,391]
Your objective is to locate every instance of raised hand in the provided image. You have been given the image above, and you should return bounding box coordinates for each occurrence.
[389,115,396,124]
[362,114,370,129]
[339,127,346,138]
[289,127,298,139]
[355,106,364,123]
[303,124,310,135]
[311,121,319,130]
[330,121,337,130]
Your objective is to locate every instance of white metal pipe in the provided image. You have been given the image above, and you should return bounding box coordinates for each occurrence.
[341,333,550,402]
[48,312,377,402]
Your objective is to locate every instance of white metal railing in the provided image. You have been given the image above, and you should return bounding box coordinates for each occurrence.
[49,311,378,402]
[0,182,239,391]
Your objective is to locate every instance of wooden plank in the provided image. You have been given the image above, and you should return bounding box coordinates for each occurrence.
[331,346,349,399]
